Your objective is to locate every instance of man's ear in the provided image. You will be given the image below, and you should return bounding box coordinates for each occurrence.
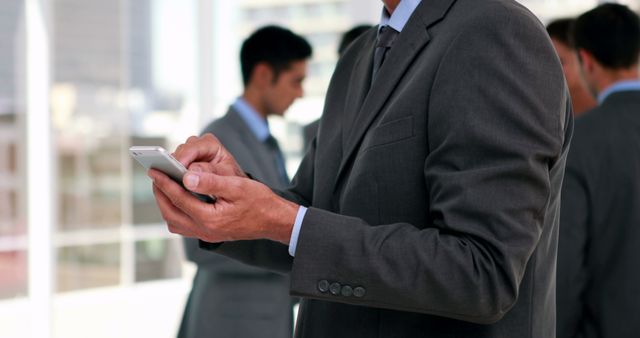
[577,49,595,75]
[251,62,275,88]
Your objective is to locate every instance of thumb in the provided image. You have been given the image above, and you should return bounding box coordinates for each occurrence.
[183,171,241,199]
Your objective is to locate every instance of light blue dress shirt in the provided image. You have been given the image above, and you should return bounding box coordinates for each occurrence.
[379,0,422,33]
[597,80,640,104]
[288,0,422,257]
[232,97,270,142]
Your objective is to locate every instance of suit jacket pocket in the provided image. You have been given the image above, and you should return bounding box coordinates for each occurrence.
[362,115,415,152]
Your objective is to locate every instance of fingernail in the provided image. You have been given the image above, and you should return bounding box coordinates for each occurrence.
[184,173,199,189]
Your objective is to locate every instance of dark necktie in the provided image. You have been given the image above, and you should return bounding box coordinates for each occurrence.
[265,135,289,187]
[372,25,399,82]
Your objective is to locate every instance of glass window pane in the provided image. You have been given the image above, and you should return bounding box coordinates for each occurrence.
[57,244,120,292]
[135,238,181,282]
[0,251,27,299]
[0,0,27,301]
[57,139,124,230]
[52,0,129,232]
[51,0,196,296]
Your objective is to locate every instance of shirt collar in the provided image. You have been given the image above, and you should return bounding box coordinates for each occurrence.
[598,80,640,104]
[232,97,270,142]
[379,0,421,33]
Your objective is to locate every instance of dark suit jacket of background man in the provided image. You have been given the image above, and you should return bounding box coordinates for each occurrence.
[203,0,572,337]
[179,106,292,338]
[302,119,319,152]
[557,90,640,338]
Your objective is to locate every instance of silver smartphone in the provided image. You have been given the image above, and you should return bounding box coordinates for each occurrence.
[129,146,216,203]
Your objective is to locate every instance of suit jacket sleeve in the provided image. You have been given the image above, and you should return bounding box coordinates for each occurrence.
[185,236,267,272]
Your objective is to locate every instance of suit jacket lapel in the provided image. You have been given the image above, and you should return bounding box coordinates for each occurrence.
[341,30,377,148]
[336,0,457,182]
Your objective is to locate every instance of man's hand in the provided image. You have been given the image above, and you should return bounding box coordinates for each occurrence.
[149,135,299,245]
[174,133,247,178]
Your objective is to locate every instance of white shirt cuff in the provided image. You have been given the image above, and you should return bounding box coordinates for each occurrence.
[288,206,307,257]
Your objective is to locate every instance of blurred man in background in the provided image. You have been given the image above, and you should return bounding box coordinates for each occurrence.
[546,18,597,116]
[557,4,640,338]
[178,25,312,338]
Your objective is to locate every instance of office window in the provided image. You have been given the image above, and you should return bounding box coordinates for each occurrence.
[57,244,121,292]
[0,0,27,301]
[135,238,182,282]
[49,0,197,294]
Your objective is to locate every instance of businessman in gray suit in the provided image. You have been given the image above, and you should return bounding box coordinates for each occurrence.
[557,4,640,338]
[178,26,312,338]
[153,0,571,337]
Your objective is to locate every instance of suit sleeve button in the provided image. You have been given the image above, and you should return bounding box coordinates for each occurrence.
[341,285,353,297]
[353,286,366,298]
[329,282,341,295]
[317,280,330,293]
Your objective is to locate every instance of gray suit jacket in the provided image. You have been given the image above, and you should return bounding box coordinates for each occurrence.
[302,119,319,152]
[179,107,292,338]
[557,90,640,338]
[204,0,572,337]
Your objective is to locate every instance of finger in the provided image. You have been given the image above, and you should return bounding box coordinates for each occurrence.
[150,167,205,215]
[174,134,224,167]
[147,167,166,182]
[186,135,200,143]
[189,161,241,177]
[188,162,213,173]
[183,171,246,200]
[151,183,198,237]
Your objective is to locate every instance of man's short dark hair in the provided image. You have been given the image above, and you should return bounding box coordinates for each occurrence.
[574,3,640,69]
[240,25,312,86]
[546,18,576,48]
